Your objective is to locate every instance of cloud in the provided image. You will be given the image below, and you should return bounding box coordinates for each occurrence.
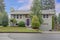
[18,0,33,10]
[18,5,31,10]
[18,0,24,3]
[18,0,33,3]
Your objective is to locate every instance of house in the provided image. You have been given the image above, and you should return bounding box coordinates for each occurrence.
[10,9,55,31]
[10,10,31,27]
[40,9,55,31]
[10,0,55,31]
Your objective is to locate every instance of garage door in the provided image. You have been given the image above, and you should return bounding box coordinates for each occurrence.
[40,23,51,31]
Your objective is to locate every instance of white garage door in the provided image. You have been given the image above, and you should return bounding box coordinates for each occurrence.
[40,23,52,31]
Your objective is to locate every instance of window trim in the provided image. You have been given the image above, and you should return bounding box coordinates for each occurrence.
[43,14,49,18]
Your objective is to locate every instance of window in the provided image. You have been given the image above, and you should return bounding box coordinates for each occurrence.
[46,14,48,18]
[43,15,45,18]
[13,15,15,18]
[17,15,19,19]
[43,14,48,18]
[20,15,22,19]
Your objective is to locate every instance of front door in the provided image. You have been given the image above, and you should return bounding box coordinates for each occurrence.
[26,19,30,26]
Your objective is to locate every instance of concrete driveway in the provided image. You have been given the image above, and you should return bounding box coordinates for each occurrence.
[0,33,60,40]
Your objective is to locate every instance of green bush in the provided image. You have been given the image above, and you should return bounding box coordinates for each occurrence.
[2,17,8,27]
[10,18,17,26]
[2,22,8,27]
[2,16,8,27]
[18,21,25,27]
[2,12,8,27]
[31,15,40,29]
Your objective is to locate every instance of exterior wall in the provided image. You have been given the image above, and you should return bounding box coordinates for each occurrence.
[10,14,30,26]
[40,14,53,31]
[15,15,26,23]
[11,14,27,22]
[10,10,55,31]
[39,9,55,31]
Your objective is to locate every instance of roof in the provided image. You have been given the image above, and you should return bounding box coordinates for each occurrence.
[41,9,55,14]
[10,10,31,14]
[10,9,55,15]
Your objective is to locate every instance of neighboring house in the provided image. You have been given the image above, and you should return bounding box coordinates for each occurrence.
[10,9,55,31]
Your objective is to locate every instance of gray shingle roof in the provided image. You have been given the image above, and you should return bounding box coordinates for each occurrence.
[10,9,55,15]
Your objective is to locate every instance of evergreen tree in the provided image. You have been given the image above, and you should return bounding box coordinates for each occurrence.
[0,0,8,26]
[31,15,40,29]
[2,12,8,26]
[52,15,57,29]
[31,0,43,24]
[54,15,57,24]
[52,16,55,29]
[0,12,3,25]
[0,0,5,12]
[41,0,55,10]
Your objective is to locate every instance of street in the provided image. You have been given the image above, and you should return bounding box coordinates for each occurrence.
[0,33,60,40]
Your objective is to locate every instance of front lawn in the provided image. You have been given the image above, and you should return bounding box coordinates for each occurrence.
[0,27,41,32]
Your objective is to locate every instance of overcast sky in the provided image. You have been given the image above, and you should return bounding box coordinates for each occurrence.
[4,0,60,15]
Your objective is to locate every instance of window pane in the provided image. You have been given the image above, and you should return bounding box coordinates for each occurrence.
[17,15,19,19]
[43,15,45,18]
[43,14,48,18]
[46,14,48,18]
[20,15,22,19]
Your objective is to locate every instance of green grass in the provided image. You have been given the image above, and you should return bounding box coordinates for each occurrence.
[0,27,41,32]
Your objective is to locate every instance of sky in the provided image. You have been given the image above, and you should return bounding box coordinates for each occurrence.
[4,0,60,15]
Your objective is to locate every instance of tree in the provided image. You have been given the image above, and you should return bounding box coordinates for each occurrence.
[0,0,8,26]
[31,15,40,29]
[41,0,55,10]
[54,15,57,24]
[0,0,5,12]
[10,7,15,12]
[10,18,17,26]
[52,16,55,29]
[31,0,43,24]
[2,12,8,27]
[58,13,60,24]
[0,12,3,25]
[52,15,57,29]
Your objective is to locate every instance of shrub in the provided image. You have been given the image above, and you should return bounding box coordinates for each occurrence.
[18,21,25,27]
[2,22,8,27]
[10,18,17,23]
[10,18,17,26]
[2,15,8,27]
[31,15,40,29]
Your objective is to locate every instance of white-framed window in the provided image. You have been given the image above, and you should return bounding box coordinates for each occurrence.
[20,15,22,19]
[43,14,48,18]
[13,14,15,18]
[17,15,19,19]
